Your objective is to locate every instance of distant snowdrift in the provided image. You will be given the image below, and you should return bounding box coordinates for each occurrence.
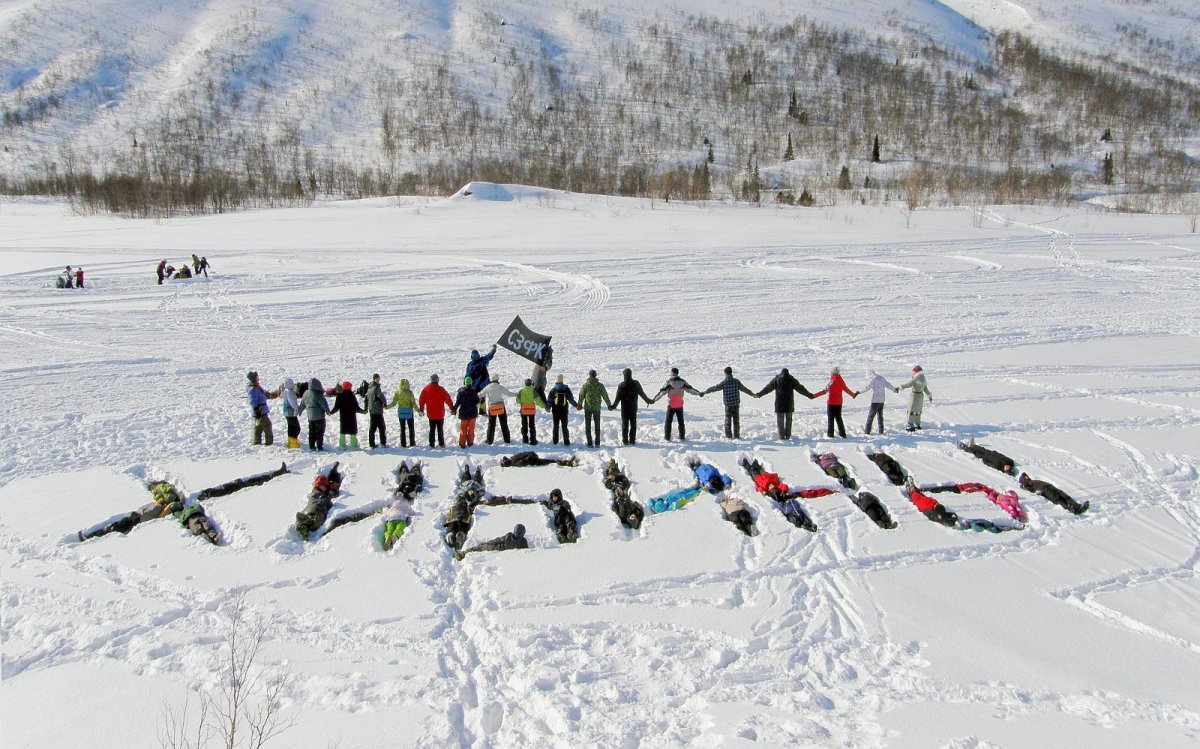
[449,181,567,202]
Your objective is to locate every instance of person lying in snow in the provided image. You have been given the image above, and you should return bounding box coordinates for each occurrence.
[500,451,578,468]
[195,462,289,500]
[866,450,906,486]
[738,457,828,530]
[647,486,702,514]
[904,479,959,527]
[546,488,579,543]
[455,524,529,560]
[922,481,1027,523]
[603,460,645,530]
[958,438,1016,475]
[688,458,733,493]
[719,495,756,536]
[76,481,219,545]
[321,462,424,541]
[442,463,486,549]
[294,464,343,541]
[811,452,859,490]
[380,498,416,551]
[905,479,1008,533]
[850,492,898,529]
[1019,472,1089,514]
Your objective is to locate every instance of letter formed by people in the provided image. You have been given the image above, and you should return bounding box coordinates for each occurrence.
[498,316,553,364]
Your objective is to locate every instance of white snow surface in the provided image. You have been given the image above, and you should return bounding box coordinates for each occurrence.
[2,188,1200,747]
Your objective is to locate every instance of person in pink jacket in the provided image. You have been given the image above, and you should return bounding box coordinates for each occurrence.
[812,366,858,438]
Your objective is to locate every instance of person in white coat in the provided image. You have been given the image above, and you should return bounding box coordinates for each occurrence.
[862,370,898,434]
[898,365,933,431]
[479,376,518,444]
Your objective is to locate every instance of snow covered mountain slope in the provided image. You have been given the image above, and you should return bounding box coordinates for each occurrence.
[1,0,1196,181]
[2,189,1198,747]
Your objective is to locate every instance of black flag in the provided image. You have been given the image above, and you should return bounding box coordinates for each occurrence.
[498,316,553,364]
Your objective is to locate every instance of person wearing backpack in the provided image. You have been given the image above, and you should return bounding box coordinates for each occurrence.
[388,378,419,447]
[364,374,389,448]
[516,378,547,445]
[547,374,581,445]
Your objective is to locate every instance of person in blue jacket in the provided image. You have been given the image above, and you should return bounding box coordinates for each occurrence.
[688,458,733,493]
[247,371,273,446]
[465,344,498,393]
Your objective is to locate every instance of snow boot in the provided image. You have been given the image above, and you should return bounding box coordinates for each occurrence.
[287,436,300,449]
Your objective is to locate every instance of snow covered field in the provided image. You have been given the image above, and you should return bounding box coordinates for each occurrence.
[2,187,1200,748]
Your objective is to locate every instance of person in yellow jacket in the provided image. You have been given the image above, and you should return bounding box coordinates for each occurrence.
[516,378,547,445]
[388,379,419,447]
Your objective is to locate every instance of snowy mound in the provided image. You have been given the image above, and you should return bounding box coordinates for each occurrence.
[449,181,572,202]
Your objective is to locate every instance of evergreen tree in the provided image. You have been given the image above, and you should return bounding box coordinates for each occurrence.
[838,165,851,190]
[871,135,881,163]
[783,134,794,162]
[1102,152,1114,185]
[787,89,798,118]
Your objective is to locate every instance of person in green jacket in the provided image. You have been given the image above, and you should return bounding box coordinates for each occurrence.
[516,378,547,445]
[578,369,613,447]
[388,378,419,447]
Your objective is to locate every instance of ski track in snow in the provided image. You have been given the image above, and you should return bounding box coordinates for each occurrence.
[2,197,1200,747]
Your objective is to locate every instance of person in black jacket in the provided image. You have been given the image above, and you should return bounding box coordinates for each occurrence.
[455,524,529,560]
[453,377,482,448]
[958,438,1016,475]
[609,368,654,445]
[757,368,815,439]
[330,381,367,450]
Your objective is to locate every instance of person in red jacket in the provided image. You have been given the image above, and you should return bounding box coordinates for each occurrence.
[418,374,454,448]
[812,366,858,438]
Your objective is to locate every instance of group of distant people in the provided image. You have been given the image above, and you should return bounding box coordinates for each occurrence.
[156,255,210,284]
[245,344,936,451]
[54,265,84,289]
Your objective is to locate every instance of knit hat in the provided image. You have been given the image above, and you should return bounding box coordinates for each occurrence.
[831,366,840,375]
[525,378,533,386]
[342,381,352,391]
[513,524,526,538]
[912,365,923,373]
[246,371,258,383]
[464,376,473,386]
[430,374,439,383]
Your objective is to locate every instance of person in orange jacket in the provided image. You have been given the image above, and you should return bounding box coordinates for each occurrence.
[418,374,454,448]
[812,366,858,439]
